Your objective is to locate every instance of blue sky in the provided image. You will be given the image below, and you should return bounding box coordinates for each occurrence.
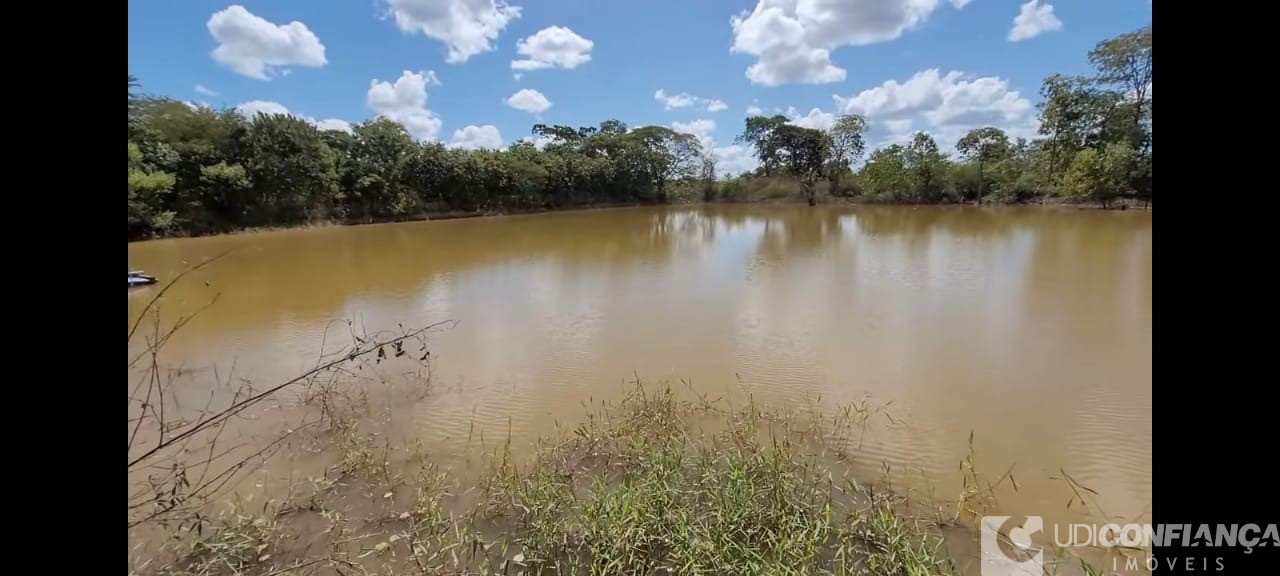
[128,0,1151,174]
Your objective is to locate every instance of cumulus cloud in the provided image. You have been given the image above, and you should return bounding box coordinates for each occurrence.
[746,103,765,115]
[835,69,1032,127]
[713,144,760,177]
[237,100,291,117]
[207,5,327,80]
[450,124,504,149]
[367,70,443,140]
[1008,0,1062,42]
[194,84,220,97]
[669,119,760,177]
[666,118,762,177]
[671,119,717,151]
[655,89,729,113]
[506,88,552,114]
[729,0,950,86]
[786,106,837,131]
[511,26,593,71]
[384,0,521,63]
[517,135,553,150]
[236,100,352,133]
[834,69,1038,152]
[884,119,913,135]
[949,0,974,7]
[315,118,354,132]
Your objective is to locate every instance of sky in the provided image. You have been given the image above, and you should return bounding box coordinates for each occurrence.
[127,0,1151,175]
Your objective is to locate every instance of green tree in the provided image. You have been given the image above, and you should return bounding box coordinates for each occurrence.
[1061,143,1133,208]
[772,124,830,205]
[238,114,340,225]
[128,141,178,238]
[826,114,868,194]
[345,118,418,219]
[903,133,948,203]
[630,125,704,187]
[859,145,909,201]
[1089,26,1152,144]
[598,119,628,135]
[955,127,1011,203]
[735,115,789,176]
[1037,74,1109,181]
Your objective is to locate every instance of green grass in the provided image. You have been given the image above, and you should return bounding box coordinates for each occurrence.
[479,385,954,575]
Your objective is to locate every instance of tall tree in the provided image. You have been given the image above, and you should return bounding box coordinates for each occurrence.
[955,127,1011,203]
[531,124,588,152]
[347,118,418,218]
[597,119,628,135]
[903,132,948,203]
[860,145,909,201]
[1037,74,1111,182]
[1061,143,1134,208]
[629,126,704,184]
[735,115,789,176]
[1089,26,1152,144]
[128,141,177,238]
[772,124,830,206]
[825,114,868,193]
[239,114,340,225]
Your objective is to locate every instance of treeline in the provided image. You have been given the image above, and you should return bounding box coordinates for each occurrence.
[128,94,706,239]
[716,26,1151,208]
[128,26,1149,240]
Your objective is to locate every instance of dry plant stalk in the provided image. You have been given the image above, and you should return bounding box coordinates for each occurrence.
[127,252,454,531]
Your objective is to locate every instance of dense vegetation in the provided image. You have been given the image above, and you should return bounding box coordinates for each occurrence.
[128,26,1149,240]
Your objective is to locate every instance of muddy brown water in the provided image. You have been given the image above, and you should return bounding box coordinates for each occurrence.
[128,204,1151,566]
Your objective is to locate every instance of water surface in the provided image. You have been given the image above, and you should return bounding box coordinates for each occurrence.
[128,205,1152,528]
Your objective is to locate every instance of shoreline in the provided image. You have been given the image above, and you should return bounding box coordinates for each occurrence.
[129,377,1125,575]
[127,197,1150,244]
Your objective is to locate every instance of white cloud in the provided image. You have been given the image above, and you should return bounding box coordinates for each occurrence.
[926,76,1033,127]
[194,84,220,97]
[236,100,353,133]
[729,0,950,86]
[671,119,717,151]
[713,144,759,177]
[786,106,837,131]
[865,119,917,150]
[834,69,1038,153]
[1008,0,1062,42]
[834,69,947,120]
[367,70,443,140]
[655,89,730,113]
[450,124,504,149]
[506,88,552,114]
[949,0,974,8]
[207,5,327,80]
[746,103,765,115]
[511,26,593,71]
[884,119,913,135]
[237,100,291,117]
[384,0,521,63]
[315,118,354,133]
[835,69,1032,127]
[518,135,553,150]
[655,89,695,109]
[669,118,761,177]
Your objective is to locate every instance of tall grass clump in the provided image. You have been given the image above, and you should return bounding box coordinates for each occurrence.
[483,384,955,576]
